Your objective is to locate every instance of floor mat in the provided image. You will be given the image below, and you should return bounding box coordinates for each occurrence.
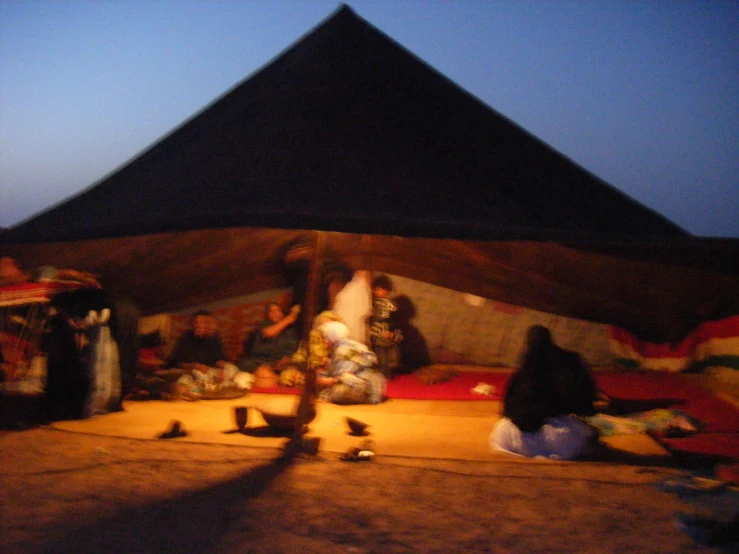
[658,434,739,466]
[385,371,506,400]
[595,370,739,464]
[594,371,739,434]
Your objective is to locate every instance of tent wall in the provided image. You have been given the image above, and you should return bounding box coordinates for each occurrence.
[3,228,737,343]
[143,274,739,371]
[141,276,614,368]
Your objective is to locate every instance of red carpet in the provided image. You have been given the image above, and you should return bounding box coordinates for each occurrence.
[594,371,739,434]
[385,371,507,401]
[658,434,739,466]
[595,370,739,464]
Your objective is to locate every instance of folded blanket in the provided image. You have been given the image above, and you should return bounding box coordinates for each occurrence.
[587,409,702,437]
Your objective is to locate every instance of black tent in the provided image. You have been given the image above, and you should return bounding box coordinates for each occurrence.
[2,5,737,342]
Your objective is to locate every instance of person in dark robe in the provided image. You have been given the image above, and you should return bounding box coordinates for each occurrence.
[44,310,90,421]
[490,325,598,459]
[50,287,140,411]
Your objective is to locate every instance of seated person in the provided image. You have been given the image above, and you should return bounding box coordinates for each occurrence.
[315,320,386,405]
[237,302,301,383]
[167,310,252,399]
[489,325,598,460]
[282,310,344,389]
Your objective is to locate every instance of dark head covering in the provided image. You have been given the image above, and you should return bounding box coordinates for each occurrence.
[519,325,555,378]
[525,325,553,351]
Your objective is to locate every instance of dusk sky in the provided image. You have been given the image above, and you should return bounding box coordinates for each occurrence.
[1,0,737,237]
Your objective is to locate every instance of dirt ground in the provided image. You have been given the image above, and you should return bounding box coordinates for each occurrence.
[1,426,731,554]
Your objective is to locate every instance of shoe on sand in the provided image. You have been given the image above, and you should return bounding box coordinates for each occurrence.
[157,420,188,439]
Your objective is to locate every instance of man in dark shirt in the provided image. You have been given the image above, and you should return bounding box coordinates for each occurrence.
[167,310,227,369]
[168,311,252,399]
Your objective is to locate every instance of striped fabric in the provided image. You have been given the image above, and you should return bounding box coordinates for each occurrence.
[0,281,81,307]
[692,316,739,371]
[609,316,739,372]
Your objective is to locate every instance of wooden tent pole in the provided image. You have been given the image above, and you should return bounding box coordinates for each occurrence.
[288,230,325,454]
[362,234,373,273]
[361,234,374,345]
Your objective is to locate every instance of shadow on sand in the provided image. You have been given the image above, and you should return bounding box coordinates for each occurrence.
[30,450,299,553]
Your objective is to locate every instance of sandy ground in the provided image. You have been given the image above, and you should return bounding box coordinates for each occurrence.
[1,422,730,554]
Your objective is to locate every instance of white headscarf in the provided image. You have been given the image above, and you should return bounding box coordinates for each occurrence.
[318,320,350,344]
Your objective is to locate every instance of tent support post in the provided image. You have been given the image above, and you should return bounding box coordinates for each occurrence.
[285,230,325,457]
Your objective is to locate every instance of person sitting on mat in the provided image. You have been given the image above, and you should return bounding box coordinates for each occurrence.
[315,320,386,405]
[237,302,301,387]
[167,310,252,400]
[489,325,599,460]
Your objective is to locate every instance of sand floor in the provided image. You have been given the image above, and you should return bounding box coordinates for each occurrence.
[3,390,733,553]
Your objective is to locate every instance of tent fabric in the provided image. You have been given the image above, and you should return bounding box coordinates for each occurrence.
[0,282,83,307]
[609,316,739,372]
[388,275,615,367]
[1,5,738,343]
[2,229,738,345]
[2,5,683,244]
[145,275,617,369]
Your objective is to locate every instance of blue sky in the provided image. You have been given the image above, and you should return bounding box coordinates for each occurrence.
[1,0,737,237]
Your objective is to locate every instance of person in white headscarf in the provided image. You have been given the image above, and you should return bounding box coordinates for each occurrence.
[315,320,386,405]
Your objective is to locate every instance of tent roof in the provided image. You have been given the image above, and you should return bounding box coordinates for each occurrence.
[3,4,684,244]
